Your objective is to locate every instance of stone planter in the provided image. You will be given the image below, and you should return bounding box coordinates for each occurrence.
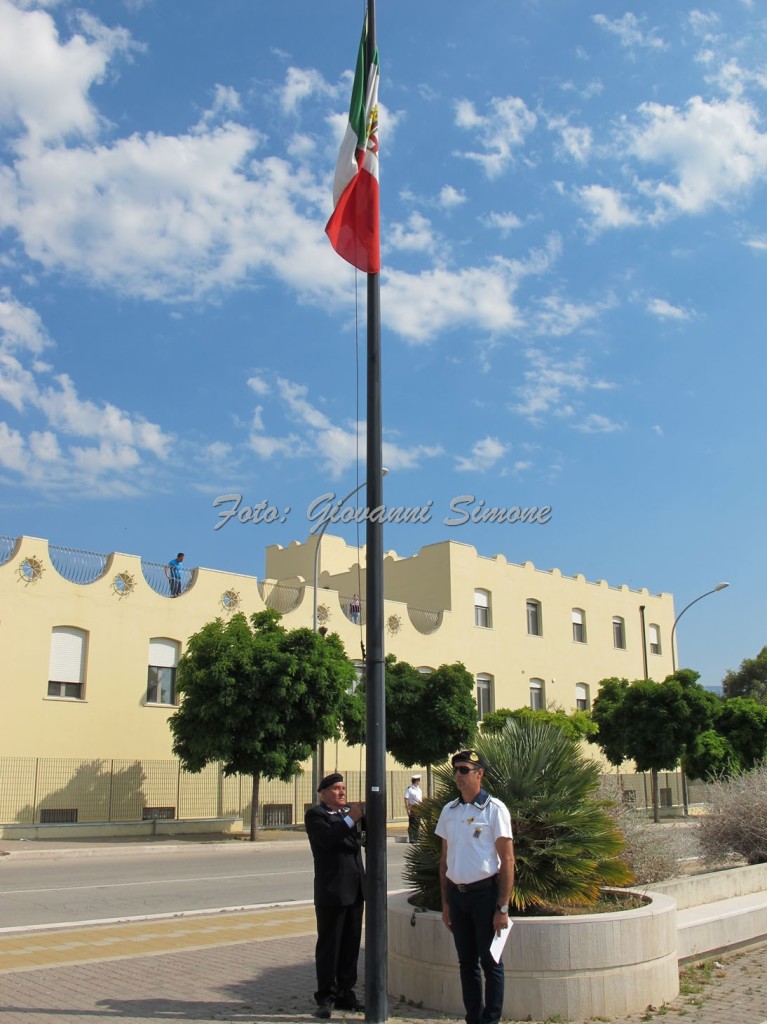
[388,890,679,1022]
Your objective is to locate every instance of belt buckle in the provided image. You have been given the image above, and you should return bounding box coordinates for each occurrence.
[456,883,468,892]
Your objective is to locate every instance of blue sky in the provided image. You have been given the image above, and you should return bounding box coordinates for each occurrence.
[1,0,765,689]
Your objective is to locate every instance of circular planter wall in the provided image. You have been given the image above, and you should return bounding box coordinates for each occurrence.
[388,890,678,1022]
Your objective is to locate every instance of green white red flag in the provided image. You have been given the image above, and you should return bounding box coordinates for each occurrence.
[325,17,380,273]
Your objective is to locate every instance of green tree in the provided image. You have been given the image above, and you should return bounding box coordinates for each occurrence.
[342,656,477,776]
[590,673,717,821]
[588,677,631,767]
[685,698,767,780]
[404,718,632,912]
[722,646,767,703]
[170,610,356,840]
[482,705,597,741]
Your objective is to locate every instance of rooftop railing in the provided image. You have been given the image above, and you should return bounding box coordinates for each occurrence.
[141,559,194,598]
[0,535,15,567]
[49,544,109,585]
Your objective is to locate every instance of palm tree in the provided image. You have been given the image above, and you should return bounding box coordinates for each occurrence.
[404,718,632,912]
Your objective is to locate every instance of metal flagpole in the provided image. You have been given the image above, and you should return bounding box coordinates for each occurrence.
[364,3,387,1020]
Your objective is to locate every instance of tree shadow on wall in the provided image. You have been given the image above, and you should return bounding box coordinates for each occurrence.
[16,759,146,828]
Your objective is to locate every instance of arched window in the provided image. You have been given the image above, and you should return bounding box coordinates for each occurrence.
[612,616,626,649]
[147,638,180,705]
[529,677,545,711]
[526,599,542,636]
[576,683,590,711]
[572,608,587,643]
[474,589,492,628]
[48,627,87,699]
[476,674,494,720]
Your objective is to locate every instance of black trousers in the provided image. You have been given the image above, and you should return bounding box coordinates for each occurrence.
[313,898,364,1003]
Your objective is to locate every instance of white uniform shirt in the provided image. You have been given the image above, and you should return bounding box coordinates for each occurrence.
[435,789,513,885]
[404,784,422,808]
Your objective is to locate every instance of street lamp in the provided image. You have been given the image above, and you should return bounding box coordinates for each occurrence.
[310,468,389,791]
[312,468,389,633]
[671,582,730,673]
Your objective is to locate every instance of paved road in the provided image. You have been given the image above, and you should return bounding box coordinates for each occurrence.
[0,840,412,929]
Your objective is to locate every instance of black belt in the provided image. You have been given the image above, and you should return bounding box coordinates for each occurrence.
[449,874,498,893]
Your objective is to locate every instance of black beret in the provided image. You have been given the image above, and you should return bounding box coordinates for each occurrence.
[451,749,488,771]
[318,772,344,792]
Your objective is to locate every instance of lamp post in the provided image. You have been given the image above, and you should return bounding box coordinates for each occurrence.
[671,582,730,673]
[310,468,389,792]
[671,582,729,817]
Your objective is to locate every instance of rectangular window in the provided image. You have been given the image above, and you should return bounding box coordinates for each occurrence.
[48,627,86,699]
[649,624,661,655]
[476,675,494,720]
[572,609,586,644]
[526,600,542,636]
[612,616,626,649]
[147,666,177,705]
[575,683,589,712]
[474,589,491,629]
[147,638,180,705]
[529,679,544,711]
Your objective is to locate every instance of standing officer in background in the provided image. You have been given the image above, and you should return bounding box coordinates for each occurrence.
[404,772,423,843]
[436,750,514,1024]
[305,772,366,1019]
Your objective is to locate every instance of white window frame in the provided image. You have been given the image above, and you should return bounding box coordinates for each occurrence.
[476,673,494,721]
[48,626,87,699]
[147,638,180,705]
[649,624,662,655]
[572,608,587,644]
[526,599,542,637]
[575,683,590,712]
[529,677,545,711]
[612,616,626,650]
[474,589,492,629]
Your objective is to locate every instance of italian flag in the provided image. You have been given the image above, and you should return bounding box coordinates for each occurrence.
[325,18,380,273]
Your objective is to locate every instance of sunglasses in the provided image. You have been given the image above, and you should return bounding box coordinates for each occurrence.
[454,765,481,775]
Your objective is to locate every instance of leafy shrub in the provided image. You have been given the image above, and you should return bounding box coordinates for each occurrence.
[404,718,632,913]
[698,761,767,865]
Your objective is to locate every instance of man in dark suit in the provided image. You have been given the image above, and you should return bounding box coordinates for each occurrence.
[305,771,366,1019]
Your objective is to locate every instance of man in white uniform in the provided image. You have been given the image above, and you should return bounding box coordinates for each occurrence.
[404,773,423,843]
[436,749,514,1024]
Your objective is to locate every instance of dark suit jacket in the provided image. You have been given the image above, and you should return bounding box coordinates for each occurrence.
[305,803,366,908]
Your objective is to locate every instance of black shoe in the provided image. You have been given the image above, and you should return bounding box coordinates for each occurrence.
[334,995,364,1012]
[314,1000,333,1019]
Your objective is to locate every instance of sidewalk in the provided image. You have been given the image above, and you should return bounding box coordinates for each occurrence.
[1,833,766,1023]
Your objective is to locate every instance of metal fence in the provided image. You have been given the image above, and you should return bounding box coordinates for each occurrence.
[0,757,418,828]
[49,544,109,585]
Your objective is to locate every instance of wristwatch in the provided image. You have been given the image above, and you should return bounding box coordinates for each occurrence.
[496,904,509,914]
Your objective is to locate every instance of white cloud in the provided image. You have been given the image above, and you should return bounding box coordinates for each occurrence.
[438,185,466,209]
[454,96,537,178]
[646,297,694,321]
[592,12,668,52]
[482,211,523,236]
[388,212,437,254]
[0,1,136,144]
[573,413,625,433]
[512,350,616,425]
[547,117,593,164]
[455,436,508,472]
[531,294,614,337]
[576,184,641,232]
[247,375,443,479]
[279,66,336,115]
[0,289,51,352]
[627,96,767,218]
[383,236,560,345]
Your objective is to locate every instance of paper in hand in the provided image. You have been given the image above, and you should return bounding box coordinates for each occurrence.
[489,920,513,963]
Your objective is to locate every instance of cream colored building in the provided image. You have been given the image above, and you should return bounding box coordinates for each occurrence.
[0,532,676,831]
